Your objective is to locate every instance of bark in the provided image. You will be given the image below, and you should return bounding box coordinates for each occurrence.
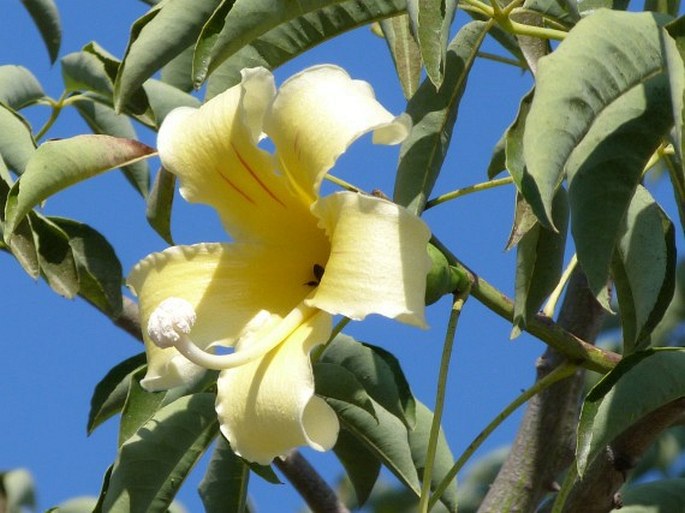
[478,269,606,512]
[559,398,685,513]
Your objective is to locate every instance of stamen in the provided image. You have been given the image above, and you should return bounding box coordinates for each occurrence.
[147,297,317,371]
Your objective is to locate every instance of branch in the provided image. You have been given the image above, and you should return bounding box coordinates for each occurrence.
[477,268,606,512]
[432,238,621,373]
[275,451,350,513]
[113,295,144,342]
[109,295,349,513]
[558,398,685,513]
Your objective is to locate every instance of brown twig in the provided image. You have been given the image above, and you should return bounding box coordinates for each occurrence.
[275,451,350,513]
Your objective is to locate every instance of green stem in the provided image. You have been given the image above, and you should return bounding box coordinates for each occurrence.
[429,237,620,373]
[35,94,66,141]
[324,173,364,193]
[419,288,471,513]
[505,18,567,40]
[428,361,578,511]
[542,254,578,318]
[460,0,495,16]
[476,51,527,69]
[425,176,513,209]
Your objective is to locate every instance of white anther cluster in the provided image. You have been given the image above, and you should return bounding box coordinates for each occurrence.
[147,297,197,349]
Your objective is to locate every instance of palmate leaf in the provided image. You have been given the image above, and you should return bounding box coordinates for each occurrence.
[512,188,568,335]
[194,0,406,86]
[522,9,670,228]
[62,42,150,117]
[611,186,676,354]
[577,348,685,476]
[619,479,685,511]
[521,10,673,296]
[100,393,219,513]
[28,213,78,298]
[114,0,222,111]
[0,65,45,110]
[393,21,489,214]
[73,99,150,197]
[0,104,36,174]
[88,353,147,435]
[20,0,61,63]
[319,334,415,428]
[204,0,407,98]
[146,167,176,245]
[198,436,250,513]
[4,135,155,238]
[409,0,458,88]
[379,13,422,100]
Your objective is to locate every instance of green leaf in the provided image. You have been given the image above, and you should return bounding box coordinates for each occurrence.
[0,176,39,278]
[21,0,61,63]
[379,14,422,99]
[62,43,150,116]
[0,104,36,174]
[62,47,114,98]
[505,193,538,252]
[577,348,685,476]
[619,478,685,511]
[88,353,147,435]
[611,186,676,354]
[196,0,363,86]
[505,88,534,188]
[644,0,681,15]
[0,65,45,109]
[204,0,407,99]
[412,0,458,88]
[146,167,176,244]
[4,135,155,236]
[512,188,568,334]
[29,213,78,298]
[102,393,219,513]
[73,99,150,196]
[521,0,580,28]
[333,428,381,505]
[320,334,415,428]
[161,46,196,92]
[393,21,489,214]
[567,70,672,297]
[115,0,222,111]
[50,217,125,318]
[665,17,685,169]
[576,0,629,13]
[143,79,201,127]
[326,395,421,497]
[198,436,250,513]
[486,132,506,179]
[408,402,458,513]
[521,10,670,229]
[314,362,378,419]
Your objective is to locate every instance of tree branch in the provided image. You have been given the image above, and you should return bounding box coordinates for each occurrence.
[477,268,606,512]
[432,237,621,373]
[559,397,685,513]
[275,451,350,513]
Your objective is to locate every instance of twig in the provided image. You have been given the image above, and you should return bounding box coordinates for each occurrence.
[275,451,350,513]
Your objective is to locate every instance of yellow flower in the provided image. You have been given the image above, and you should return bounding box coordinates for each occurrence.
[127,65,431,464]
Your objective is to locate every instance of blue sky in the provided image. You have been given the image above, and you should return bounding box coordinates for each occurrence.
[0,2,560,511]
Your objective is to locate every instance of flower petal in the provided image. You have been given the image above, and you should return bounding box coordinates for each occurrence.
[158,67,322,246]
[264,65,410,203]
[127,242,325,390]
[216,310,338,464]
[308,192,432,327]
